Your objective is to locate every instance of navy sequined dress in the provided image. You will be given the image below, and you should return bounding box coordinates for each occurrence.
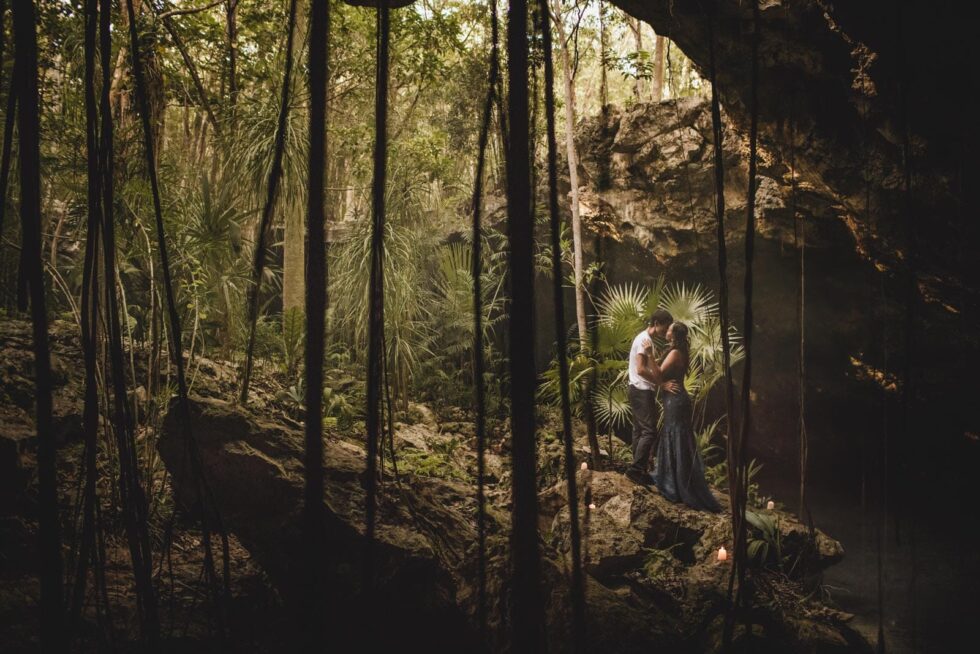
[650,351,722,513]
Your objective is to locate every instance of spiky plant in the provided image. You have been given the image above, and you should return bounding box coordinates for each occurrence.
[540,278,742,451]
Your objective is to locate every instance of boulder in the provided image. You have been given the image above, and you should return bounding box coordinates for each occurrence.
[158,396,678,652]
[546,470,864,651]
[159,396,870,652]
[0,321,84,514]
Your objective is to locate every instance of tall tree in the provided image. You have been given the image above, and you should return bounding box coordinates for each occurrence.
[0,0,15,245]
[651,30,666,101]
[303,0,329,645]
[540,0,586,646]
[507,0,545,650]
[70,0,103,637]
[471,0,501,637]
[550,0,587,350]
[241,0,300,402]
[283,0,309,326]
[598,1,608,109]
[126,0,228,634]
[11,0,66,649]
[226,0,239,118]
[628,17,643,101]
[364,0,392,599]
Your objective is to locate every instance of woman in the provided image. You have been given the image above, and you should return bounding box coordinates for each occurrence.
[645,322,722,512]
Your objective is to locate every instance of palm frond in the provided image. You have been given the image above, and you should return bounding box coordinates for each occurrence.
[591,369,633,432]
[660,281,718,326]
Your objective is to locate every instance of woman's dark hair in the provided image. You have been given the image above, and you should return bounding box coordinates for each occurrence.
[670,321,690,361]
[648,308,673,326]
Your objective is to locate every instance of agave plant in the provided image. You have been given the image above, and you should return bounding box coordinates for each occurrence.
[429,238,507,362]
[170,172,255,354]
[329,163,442,409]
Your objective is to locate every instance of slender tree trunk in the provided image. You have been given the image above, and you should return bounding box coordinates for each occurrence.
[303,0,328,644]
[239,0,299,402]
[154,8,221,139]
[679,55,689,97]
[283,1,307,324]
[551,1,586,349]
[598,2,608,110]
[629,18,643,102]
[70,2,101,634]
[506,1,545,649]
[0,0,6,95]
[652,32,666,102]
[552,1,600,467]
[540,0,586,644]
[0,0,16,244]
[11,1,66,650]
[226,0,238,120]
[0,79,15,243]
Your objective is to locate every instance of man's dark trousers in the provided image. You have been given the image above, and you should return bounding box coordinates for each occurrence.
[628,384,658,474]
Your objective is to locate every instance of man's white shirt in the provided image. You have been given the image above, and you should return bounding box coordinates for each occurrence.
[628,329,656,391]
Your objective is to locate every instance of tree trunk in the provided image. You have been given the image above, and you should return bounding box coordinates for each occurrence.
[505,2,545,649]
[551,1,587,350]
[283,207,306,317]
[283,1,307,323]
[629,18,643,102]
[226,0,238,118]
[652,32,666,102]
[11,0,66,648]
[599,2,608,109]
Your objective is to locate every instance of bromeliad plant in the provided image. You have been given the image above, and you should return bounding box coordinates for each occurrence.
[540,276,744,449]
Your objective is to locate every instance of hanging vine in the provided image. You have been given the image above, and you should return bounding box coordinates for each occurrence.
[10,0,66,649]
[540,0,586,647]
[724,2,761,646]
[240,0,300,403]
[469,0,500,637]
[124,0,231,635]
[303,0,330,645]
[506,0,546,650]
[364,0,392,594]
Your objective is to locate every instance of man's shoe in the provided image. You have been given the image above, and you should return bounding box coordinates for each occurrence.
[626,468,650,485]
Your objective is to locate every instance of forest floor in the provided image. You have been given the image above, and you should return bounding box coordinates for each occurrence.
[0,318,872,652]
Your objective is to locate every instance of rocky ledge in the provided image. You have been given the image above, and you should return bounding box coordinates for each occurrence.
[159,395,871,653]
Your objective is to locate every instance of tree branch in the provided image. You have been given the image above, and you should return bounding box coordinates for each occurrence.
[157,0,224,20]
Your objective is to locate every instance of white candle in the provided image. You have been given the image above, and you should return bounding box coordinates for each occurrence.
[588,503,597,510]
[766,500,775,511]
[717,546,728,562]
[580,462,588,471]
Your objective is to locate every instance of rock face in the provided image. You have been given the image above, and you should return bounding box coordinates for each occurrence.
[0,321,84,515]
[546,470,851,652]
[159,395,870,653]
[607,0,978,306]
[583,3,979,481]
[572,97,976,475]
[575,96,838,266]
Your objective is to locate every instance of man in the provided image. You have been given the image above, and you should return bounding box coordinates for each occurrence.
[626,309,679,485]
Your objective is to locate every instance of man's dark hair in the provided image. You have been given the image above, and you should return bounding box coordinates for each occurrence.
[648,309,673,326]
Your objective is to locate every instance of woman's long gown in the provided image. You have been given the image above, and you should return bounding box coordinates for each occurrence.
[650,354,722,512]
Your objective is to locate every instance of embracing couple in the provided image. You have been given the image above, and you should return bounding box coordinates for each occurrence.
[626,309,721,513]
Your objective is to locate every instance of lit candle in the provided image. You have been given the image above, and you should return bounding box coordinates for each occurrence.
[581,462,588,471]
[717,546,728,562]
[588,503,597,510]
[766,500,775,511]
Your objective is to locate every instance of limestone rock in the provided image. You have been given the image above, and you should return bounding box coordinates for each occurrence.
[159,397,870,652]
[158,396,675,652]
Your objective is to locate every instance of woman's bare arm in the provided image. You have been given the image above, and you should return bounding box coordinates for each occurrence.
[636,351,681,393]
[659,350,683,382]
